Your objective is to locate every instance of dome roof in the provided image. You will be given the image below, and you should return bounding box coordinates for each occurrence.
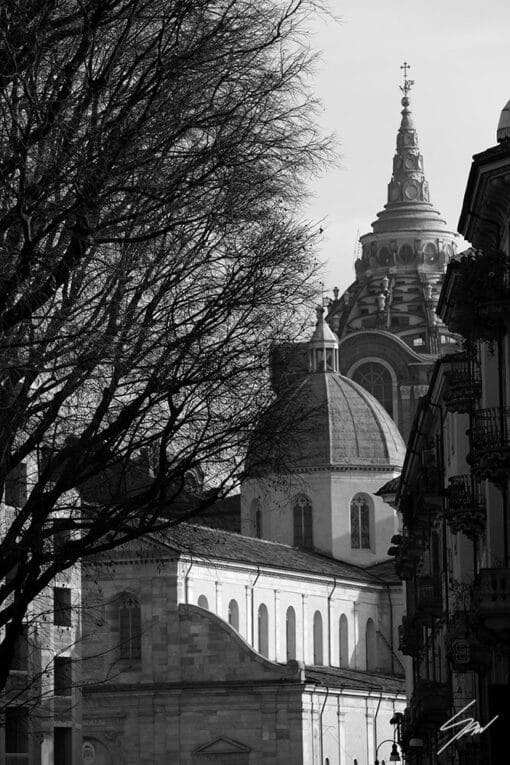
[497,98,510,143]
[246,371,406,475]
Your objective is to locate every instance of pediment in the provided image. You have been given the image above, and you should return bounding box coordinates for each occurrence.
[193,737,251,754]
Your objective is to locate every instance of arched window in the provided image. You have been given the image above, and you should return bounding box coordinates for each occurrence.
[350,494,371,550]
[286,607,296,661]
[293,494,313,550]
[228,599,239,631]
[313,611,323,665]
[339,614,349,668]
[119,596,141,660]
[258,604,269,657]
[352,362,393,416]
[251,498,262,538]
[197,595,209,610]
[424,242,438,263]
[366,618,377,670]
[398,243,415,264]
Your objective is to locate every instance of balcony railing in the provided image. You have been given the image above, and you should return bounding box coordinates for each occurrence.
[389,533,427,581]
[446,474,486,538]
[398,615,421,657]
[469,407,510,485]
[416,575,443,621]
[473,567,510,632]
[442,353,482,413]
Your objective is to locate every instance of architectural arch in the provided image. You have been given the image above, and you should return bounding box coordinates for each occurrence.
[257,604,269,657]
[350,494,372,550]
[350,358,396,418]
[228,599,239,631]
[339,614,349,668]
[398,242,415,264]
[313,611,323,665]
[250,498,262,539]
[366,618,377,670]
[118,594,142,661]
[286,606,296,661]
[197,595,209,610]
[293,493,313,550]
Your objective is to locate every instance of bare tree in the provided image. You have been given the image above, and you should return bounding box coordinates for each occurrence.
[0,0,331,688]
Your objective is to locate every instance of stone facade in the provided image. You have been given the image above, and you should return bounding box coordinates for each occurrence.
[82,533,405,765]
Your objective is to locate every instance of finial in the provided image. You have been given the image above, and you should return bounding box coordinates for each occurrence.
[399,61,414,97]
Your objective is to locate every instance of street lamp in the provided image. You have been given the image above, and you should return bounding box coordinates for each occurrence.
[375,739,401,765]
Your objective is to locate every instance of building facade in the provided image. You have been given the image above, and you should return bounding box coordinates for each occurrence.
[1,463,83,765]
[80,313,408,765]
[390,100,510,765]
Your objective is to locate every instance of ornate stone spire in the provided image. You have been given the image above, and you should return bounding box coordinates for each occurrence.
[370,64,447,234]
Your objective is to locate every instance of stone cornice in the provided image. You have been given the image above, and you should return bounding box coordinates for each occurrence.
[459,143,510,250]
[82,678,406,698]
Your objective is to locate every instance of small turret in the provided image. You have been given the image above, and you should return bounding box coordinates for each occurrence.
[307,306,339,372]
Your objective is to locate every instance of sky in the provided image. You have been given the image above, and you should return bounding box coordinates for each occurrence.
[306,0,510,298]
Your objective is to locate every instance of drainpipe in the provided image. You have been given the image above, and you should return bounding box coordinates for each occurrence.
[251,566,261,647]
[327,577,337,666]
[373,689,383,763]
[319,682,330,765]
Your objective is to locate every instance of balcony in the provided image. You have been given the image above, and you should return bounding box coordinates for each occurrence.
[410,679,450,731]
[442,353,482,413]
[398,615,421,657]
[416,575,443,622]
[442,250,510,340]
[476,254,510,323]
[469,406,510,485]
[446,474,486,539]
[473,568,510,633]
[389,533,426,581]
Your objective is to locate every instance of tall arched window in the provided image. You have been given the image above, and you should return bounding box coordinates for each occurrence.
[228,599,239,631]
[398,243,415,264]
[119,596,142,660]
[258,604,269,657]
[293,494,313,550]
[350,494,371,550]
[424,242,438,264]
[313,611,323,665]
[197,595,209,610]
[251,498,262,539]
[286,607,296,661]
[352,362,393,417]
[339,614,349,668]
[366,618,377,671]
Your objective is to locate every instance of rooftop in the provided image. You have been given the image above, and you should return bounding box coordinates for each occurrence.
[160,524,399,585]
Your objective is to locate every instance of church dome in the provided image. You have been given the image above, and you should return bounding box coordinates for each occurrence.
[246,310,406,475]
[497,98,510,143]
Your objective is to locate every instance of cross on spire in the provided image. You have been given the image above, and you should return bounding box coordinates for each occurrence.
[400,61,414,95]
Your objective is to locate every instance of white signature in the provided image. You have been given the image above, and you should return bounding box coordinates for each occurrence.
[437,700,499,755]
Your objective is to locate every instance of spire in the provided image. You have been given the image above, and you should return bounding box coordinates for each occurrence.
[369,63,447,234]
[387,63,429,207]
